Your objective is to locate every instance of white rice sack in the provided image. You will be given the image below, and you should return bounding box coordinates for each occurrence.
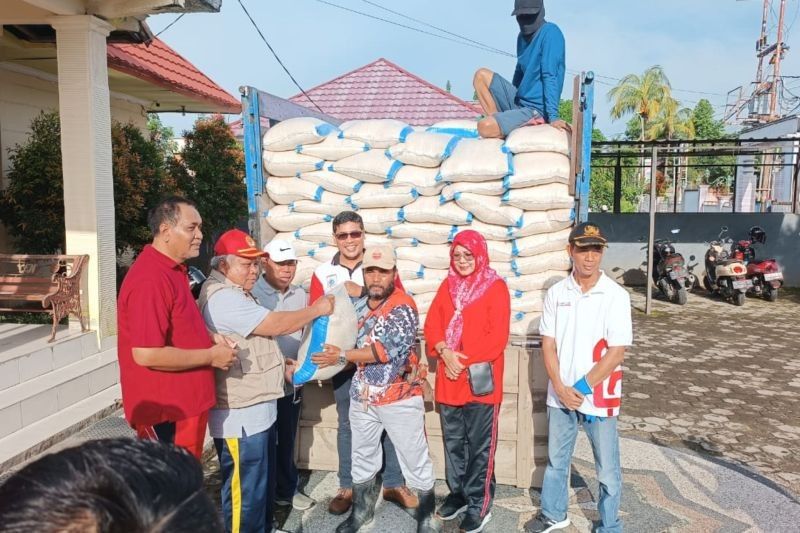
[365,233,417,248]
[290,192,350,217]
[330,150,403,183]
[511,250,571,275]
[388,132,460,168]
[293,284,357,385]
[492,261,516,278]
[295,256,323,286]
[403,277,444,296]
[339,119,413,149]
[347,183,418,209]
[397,260,425,280]
[466,220,514,242]
[511,209,574,238]
[505,270,567,292]
[263,150,324,177]
[397,244,450,270]
[504,124,570,155]
[266,205,330,232]
[454,193,523,227]
[422,268,449,282]
[358,208,404,233]
[486,241,516,263]
[294,222,335,243]
[263,117,337,152]
[298,134,369,160]
[510,290,546,314]
[401,196,472,225]
[439,138,512,183]
[266,177,324,204]
[440,180,506,202]
[285,239,325,257]
[413,292,436,313]
[514,228,572,257]
[307,246,337,263]
[505,153,571,189]
[427,119,480,139]
[502,184,574,211]
[387,223,456,245]
[300,169,361,195]
[510,312,542,338]
[391,166,444,196]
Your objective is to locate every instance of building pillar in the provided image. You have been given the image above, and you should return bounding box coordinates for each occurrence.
[50,15,117,339]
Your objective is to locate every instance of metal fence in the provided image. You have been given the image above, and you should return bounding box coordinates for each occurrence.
[591,138,800,214]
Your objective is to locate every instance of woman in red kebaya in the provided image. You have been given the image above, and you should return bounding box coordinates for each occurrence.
[423,229,510,533]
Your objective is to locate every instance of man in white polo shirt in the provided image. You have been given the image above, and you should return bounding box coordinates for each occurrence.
[527,222,632,533]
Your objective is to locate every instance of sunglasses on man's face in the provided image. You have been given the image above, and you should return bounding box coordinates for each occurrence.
[335,231,364,241]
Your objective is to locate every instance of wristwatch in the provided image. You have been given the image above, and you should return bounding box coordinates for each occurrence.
[338,351,347,366]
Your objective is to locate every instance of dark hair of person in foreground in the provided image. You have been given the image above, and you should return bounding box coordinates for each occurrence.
[0,437,221,533]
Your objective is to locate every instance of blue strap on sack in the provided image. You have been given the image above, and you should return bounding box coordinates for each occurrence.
[293,315,330,386]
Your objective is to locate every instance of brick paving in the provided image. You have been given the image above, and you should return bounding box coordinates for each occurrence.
[621,286,800,497]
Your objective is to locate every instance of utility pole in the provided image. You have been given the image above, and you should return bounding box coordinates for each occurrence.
[769,0,787,119]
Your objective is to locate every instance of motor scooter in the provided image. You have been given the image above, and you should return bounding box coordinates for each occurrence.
[703,226,752,306]
[730,226,783,302]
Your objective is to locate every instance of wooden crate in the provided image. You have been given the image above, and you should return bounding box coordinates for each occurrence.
[296,338,549,488]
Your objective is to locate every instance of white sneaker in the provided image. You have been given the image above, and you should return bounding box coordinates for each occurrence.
[291,491,316,511]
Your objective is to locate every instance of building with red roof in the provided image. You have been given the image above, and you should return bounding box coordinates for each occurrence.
[290,58,480,126]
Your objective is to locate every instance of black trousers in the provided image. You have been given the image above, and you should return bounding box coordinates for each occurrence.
[439,402,501,519]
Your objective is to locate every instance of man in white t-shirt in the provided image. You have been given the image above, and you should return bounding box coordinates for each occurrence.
[527,222,632,533]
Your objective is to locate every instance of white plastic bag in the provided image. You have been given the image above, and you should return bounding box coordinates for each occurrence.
[504,124,570,155]
[391,165,445,196]
[266,177,324,204]
[514,228,572,257]
[293,284,358,385]
[440,180,506,202]
[401,196,472,225]
[397,244,450,270]
[511,250,571,275]
[454,193,523,227]
[347,183,418,209]
[388,132,460,168]
[387,223,456,244]
[511,209,574,238]
[331,150,403,183]
[263,117,337,152]
[298,134,368,160]
[502,183,574,211]
[263,150,324,177]
[505,152,571,189]
[439,138,512,183]
[339,119,413,149]
[300,169,362,195]
[266,205,330,232]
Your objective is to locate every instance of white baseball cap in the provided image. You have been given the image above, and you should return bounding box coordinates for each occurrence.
[263,239,297,262]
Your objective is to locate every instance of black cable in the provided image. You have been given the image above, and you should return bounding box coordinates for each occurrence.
[155,13,185,37]
[237,0,323,113]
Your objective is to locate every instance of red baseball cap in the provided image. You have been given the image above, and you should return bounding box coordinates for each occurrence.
[213,229,265,258]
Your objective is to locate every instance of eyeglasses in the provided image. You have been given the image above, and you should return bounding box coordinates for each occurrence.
[452,252,475,263]
[335,231,363,241]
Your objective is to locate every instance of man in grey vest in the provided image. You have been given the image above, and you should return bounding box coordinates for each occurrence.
[199,229,333,533]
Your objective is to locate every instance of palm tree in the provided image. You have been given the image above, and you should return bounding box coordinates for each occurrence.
[646,97,695,141]
[608,66,673,141]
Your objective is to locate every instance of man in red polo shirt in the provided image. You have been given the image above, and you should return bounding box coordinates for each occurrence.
[117,196,237,459]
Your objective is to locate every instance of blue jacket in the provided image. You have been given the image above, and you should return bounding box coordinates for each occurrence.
[512,22,566,123]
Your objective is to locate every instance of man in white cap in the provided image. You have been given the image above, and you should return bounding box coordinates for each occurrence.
[251,239,316,512]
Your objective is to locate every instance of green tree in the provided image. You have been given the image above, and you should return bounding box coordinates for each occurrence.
[692,99,725,139]
[147,113,178,161]
[608,65,673,141]
[0,111,65,253]
[647,97,695,141]
[170,115,246,256]
[446,80,452,93]
[557,99,605,141]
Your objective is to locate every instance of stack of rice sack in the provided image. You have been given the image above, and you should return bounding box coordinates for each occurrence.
[261,117,574,337]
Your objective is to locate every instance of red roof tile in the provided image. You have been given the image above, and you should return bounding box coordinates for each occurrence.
[107,38,240,114]
[290,58,480,126]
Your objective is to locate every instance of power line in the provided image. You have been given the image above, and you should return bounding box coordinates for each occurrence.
[237,0,323,112]
[155,13,185,37]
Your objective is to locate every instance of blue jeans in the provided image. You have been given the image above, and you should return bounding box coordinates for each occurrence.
[215,425,277,533]
[540,407,622,533]
[332,368,404,489]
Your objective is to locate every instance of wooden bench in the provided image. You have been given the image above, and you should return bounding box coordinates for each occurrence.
[0,254,89,342]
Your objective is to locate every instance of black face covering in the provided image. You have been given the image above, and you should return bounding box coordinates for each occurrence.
[513,0,545,39]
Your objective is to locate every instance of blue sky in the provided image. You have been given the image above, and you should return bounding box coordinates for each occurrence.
[147,0,800,138]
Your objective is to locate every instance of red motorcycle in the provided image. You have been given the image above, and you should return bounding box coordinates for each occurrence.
[731,226,783,302]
